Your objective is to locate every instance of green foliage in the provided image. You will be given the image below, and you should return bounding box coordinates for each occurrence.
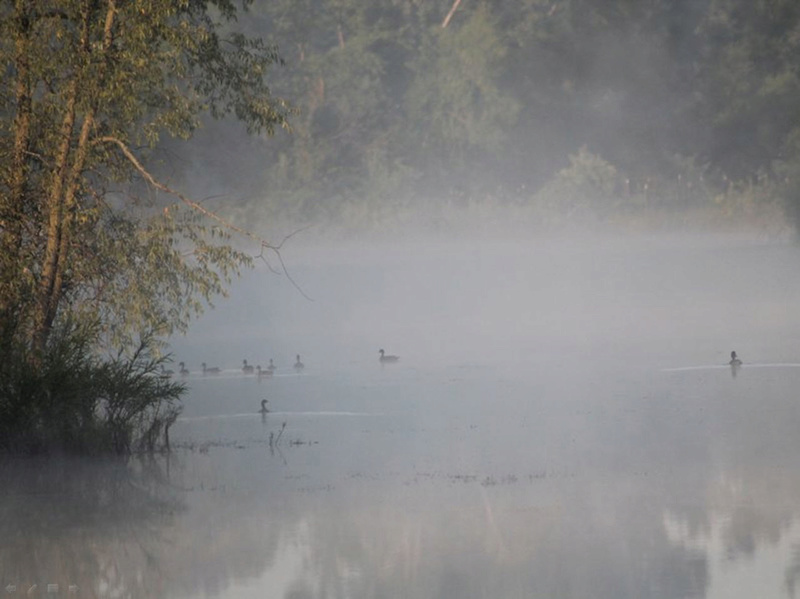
[0,323,183,455]
[0,0,288,353]
[406,4,519,161]
[187,0,799,234]
[773,146,800,234]
[0,0,289,453]
[695,0,800,173]
[87,206,253,349]
[533,146,620,223]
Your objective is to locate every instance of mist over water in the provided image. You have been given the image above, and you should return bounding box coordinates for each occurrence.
[173,231,800,375]
[5,232,800,598]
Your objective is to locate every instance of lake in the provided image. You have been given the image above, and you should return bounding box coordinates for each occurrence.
[3,233,800,598]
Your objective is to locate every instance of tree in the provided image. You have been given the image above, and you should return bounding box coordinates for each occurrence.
[403,2,519,195]
[688,0,800,225]
[0,0,292,453]
[121,0,800,234]
[244,0,411,219]
[0,0,290,357]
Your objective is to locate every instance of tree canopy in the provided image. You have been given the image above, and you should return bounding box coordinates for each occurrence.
[0,0,290,356]
[182,0,800,231]
[0,0,294,453]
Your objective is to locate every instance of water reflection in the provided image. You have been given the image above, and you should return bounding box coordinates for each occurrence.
[730,363,741,378]
[729,351,743,378]
[3,361,800,598]
[0,456,184,597]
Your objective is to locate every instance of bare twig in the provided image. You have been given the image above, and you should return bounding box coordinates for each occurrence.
[272,248,313,301]
[256,224,315,301]
[260,255,283,276]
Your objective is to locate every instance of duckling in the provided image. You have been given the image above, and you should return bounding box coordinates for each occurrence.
[729,351,742,366]
[242,359,255,375]
[202,362,221,375]
[179,362,190,376]
[259,399,269,414]
[294,354,304,370]
[257,365,272,378]
[379,349,399,363]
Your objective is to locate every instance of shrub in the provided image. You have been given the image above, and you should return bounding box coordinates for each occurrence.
[533,146,620,223]
[0,323,183,455]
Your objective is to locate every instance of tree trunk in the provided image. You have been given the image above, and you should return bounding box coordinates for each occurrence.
[33,80,78,355]
[32,0,116,354]
[48,112,96,332]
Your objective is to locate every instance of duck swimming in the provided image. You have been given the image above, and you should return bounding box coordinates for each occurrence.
[242,359,254,375]
[179,362,190,376]
[202,362,221,375]
[379,349,399,363]
[259,399,269,414]
[160,365,174,377]
[729,351,742,366]
[266,359,276,373]
[257,365,272,378]
[294,355,304,370]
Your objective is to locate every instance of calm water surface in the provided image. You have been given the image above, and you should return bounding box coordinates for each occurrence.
[3,235,800,599]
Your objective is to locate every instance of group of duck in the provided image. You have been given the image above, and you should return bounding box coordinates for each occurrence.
[162,349,400,380]
[161,355,307,378]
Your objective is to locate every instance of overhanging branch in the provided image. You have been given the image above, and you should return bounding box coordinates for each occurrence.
[97,135,312,300]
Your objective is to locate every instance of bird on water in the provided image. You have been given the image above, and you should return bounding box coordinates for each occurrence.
[202,362,221,375]
[379,349,399,363]
[729,351,742,366]
[259,399,269,414]
[242,359,254,375]
[179,362,190,376]
[294,355,305,370]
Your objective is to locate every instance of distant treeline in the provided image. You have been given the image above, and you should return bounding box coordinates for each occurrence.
[176,0,799,233]
[178,0,800,232]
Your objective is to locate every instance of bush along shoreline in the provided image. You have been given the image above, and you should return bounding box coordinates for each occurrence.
[0,324,184,456]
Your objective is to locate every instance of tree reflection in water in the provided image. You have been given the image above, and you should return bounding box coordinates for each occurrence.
[0,456,184,597]
[5,361,800,597]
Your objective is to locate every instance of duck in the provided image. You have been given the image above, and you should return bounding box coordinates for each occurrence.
[257,365,272,378]
[202,362,221,375]
[266,359,276,373]
[294,354,304,370]
[259,399,269,414]
[179,362,190,376]
[242,359,255,375]
[379,349,399,363]
[160,365,174,377]
[729,351,742,366]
